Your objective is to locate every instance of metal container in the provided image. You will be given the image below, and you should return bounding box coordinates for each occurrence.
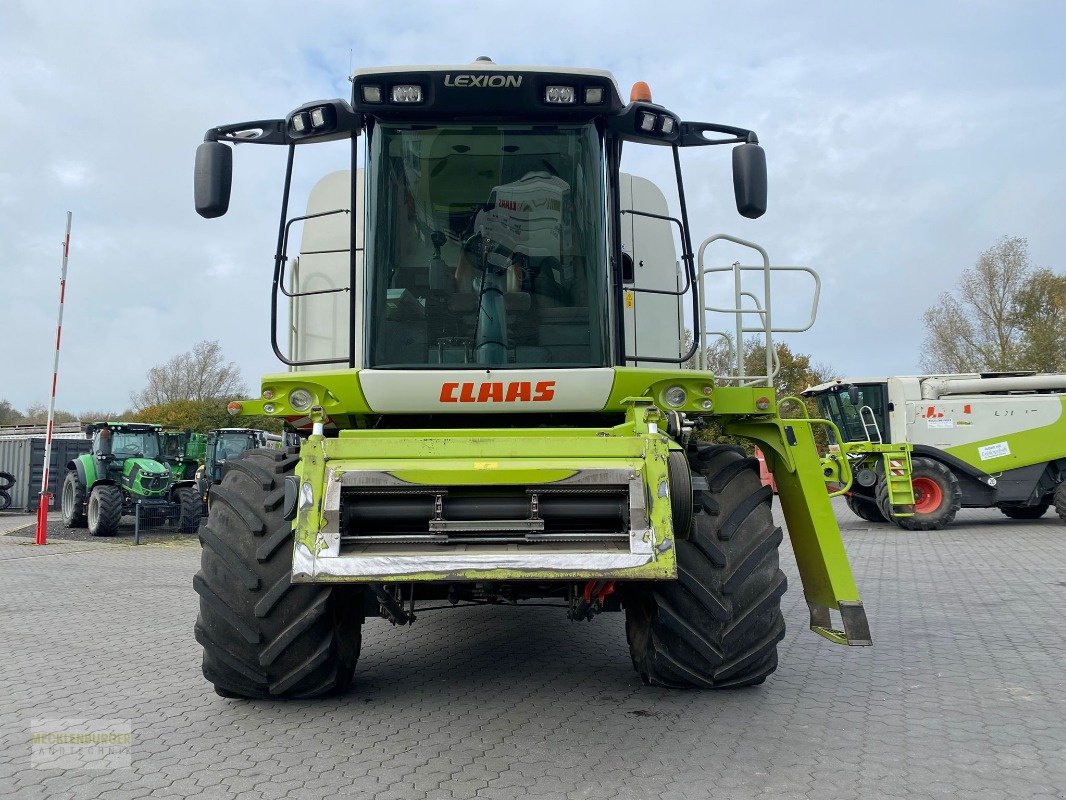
[0,437,92,511]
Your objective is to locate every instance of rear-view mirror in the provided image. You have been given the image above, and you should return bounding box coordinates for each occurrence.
[732,143,767,219]
[194,142,233,219]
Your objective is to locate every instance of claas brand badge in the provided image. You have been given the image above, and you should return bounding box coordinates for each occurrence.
[439,381,556,403]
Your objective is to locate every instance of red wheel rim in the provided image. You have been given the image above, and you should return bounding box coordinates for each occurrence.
[912,477,943,514]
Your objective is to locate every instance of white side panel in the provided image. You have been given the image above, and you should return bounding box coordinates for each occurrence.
[359,368,615,413]
[904,396,1063,448]
[618,173,683,368]
[289,170,364,370]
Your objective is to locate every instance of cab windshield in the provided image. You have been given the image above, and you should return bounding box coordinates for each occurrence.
[215,433,256,460]
[814,384,889,443]
[102,431,161,459]
[364,123,608,368]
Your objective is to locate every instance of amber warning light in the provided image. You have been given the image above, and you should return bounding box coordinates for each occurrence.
[630,81,653,102]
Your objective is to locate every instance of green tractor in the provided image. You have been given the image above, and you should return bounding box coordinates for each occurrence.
[61,422,202,536]
[192,60,872,699]
[160,428,208,480]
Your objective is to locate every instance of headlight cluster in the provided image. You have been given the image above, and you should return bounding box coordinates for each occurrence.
[658,383,715,412]
[252,386,317,415]
[543,85,605,105]
[361,83,423,104]
[637,110,678,135]
[288,104,337,137]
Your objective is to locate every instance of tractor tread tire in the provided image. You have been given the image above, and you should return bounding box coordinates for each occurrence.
[176,486,202,533]
[624,444,787,689]
[62,470,87,528]
[1054,483,1066,525]
[887,457,961,531]
[193,448,362,700]
[999,503,1050,520]
[845,492,887,523]
[88,484,123,537]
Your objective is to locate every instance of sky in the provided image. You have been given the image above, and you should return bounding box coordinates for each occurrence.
[1,1,1064,412]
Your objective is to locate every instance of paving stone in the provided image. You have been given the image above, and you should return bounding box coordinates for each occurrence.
[0,502,1063,798]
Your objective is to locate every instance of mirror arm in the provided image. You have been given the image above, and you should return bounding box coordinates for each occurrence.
[202,119,290,146]
[678,121,759,148]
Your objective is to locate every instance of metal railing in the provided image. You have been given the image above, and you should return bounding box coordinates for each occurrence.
[694,234,820,387]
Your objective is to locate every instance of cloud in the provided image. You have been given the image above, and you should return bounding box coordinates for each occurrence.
[1,1,1063,412]
[50,160,93,188]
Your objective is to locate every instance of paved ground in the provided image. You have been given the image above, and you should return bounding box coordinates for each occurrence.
[1,501,1064,800]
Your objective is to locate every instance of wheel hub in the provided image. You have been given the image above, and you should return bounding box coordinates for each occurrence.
[912,477,943,514]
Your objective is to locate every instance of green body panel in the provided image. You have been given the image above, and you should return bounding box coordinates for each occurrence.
[120,457,171,498]
[245,369,868,644]
[942,397,1066,472]
[292,401,678,582]
[727,417,870,645]
[75,452,98,488]
[241,367,777,419]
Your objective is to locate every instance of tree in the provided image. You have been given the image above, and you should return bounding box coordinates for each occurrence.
[1012,269,1066,372]
[131,399,282,434]
[131,340,245,410]
[685,331,832,405]
[0,400,25,426]
[21,403,78,425]
[920,236,1050,373]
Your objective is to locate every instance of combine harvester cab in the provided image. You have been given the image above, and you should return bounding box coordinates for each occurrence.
[191,60,871,699]
[804,373,1066,529]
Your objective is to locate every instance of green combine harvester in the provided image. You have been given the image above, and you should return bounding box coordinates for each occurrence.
[61,422,202,536]
[191,59,872,699]
[805,372,1066,529]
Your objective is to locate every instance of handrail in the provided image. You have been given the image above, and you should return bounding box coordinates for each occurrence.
[695,233,820,387]
[859,405,882,444]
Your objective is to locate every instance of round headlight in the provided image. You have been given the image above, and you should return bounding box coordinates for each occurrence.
[663,386,687,408]
[289,388,314,411]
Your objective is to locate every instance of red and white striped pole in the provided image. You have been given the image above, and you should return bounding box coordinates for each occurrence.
[35,211,73,546]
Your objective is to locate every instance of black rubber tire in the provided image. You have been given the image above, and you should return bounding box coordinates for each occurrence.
[0,470,15,490]
[193,447,363,699]
[176,486,202,533]
[888,457,962,531]
[1054,483,1066,525]
[88,484,123,537]
[999,503,1050,520]
[0,489,10,511]
[61,470,87,528]
[623,444,787,689]
[845,492,887,523]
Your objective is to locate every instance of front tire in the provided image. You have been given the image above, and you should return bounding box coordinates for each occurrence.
[888,457,961,531]
[1054,483,1066,524]
[87,484,123,536]
[61,470,87,528]
[845,492,887,523]
[193,448,363,699]
[176,486,202,533]
[623,444,787,689]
